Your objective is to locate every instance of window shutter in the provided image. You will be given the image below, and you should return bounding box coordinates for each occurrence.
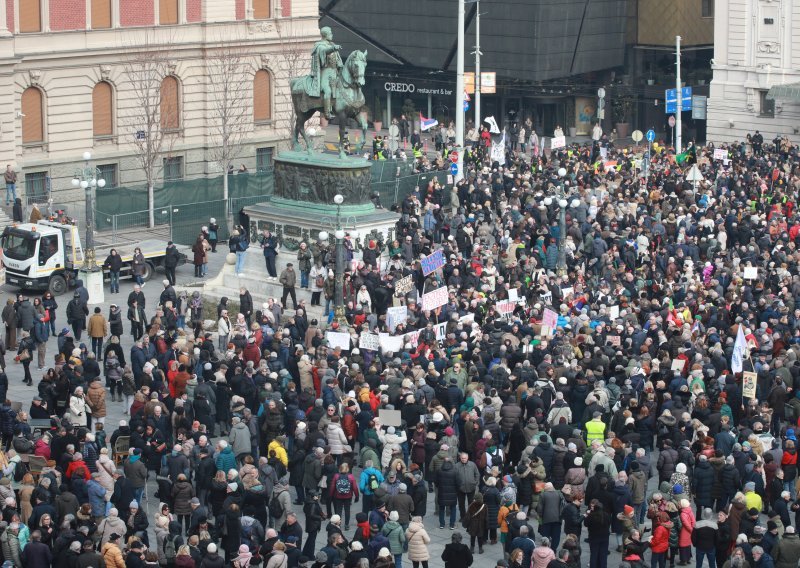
[19,0,41,33]
[160,76,180,130]
[91,0,111,29]
[253,0,270,19]
[253,70,271,122]
[21,88,43,144]
[159,0,178,24]
[92,82,113,137]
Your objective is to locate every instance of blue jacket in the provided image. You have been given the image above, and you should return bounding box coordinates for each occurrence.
[359,467,384,496]
[87,479,107,517]
[215,446,237,473]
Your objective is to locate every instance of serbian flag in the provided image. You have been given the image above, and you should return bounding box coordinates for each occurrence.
[419,112,438,132]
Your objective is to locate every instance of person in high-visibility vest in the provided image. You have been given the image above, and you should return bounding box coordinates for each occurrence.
[585,411,606,444]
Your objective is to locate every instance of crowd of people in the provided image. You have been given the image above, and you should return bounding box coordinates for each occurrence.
[0,124,795,568]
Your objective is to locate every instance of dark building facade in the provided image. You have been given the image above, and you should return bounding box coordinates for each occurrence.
[321,0,628,136]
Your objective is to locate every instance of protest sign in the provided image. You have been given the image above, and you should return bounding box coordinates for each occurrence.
[359,333,380,351]
[421,250,445,276]
[378,333,405,353]
[599,147,608,159]
[542,308,558,329]
[540,291,553,306]
[561,286,574,298]
[508,289,519,303]
[713,148,727,161]
[742,371,757,399]
[434,322,448,341]
[609,305,620,320]
[607,336,621,347]
[394,275,414,296]
[743,266,758,280]
[404,330,421,348]
[421,286,449,311]
[378,409,402,427]
[670,359,684,372]
[496,301,515,315]
[387,306,408,332]
[325,331,351,351]
[539,325,552,338]
[551,136,566,149]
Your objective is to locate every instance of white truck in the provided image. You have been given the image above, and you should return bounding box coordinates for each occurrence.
[0,220,186,295]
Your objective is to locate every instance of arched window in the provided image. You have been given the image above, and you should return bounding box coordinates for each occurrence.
[160,76,180,130]
[92,82,113,137]
[21,87,44,144]
[253,0,270,19]
[253,70,272,123]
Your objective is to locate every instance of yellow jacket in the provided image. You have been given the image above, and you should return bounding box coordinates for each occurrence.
[268,439,288,467]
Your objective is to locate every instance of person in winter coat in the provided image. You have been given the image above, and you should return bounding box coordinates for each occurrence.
[228,416,252,465]
[326,417,351,459]
[585,499,612,568]
[692,455,716,510]
[441,531,473,568]
[86,378,107,430]
[97,507,127,545]
[100,536,126,568]
[651,511,672,568]
[171,473,195,534]
[329,462,359,530]
[465,492,488,554]
[381,510,406,567]
[693,507,718,568]
[454,452,480,519]
[537,482,564,549]
[406,516,431,566]
[437,459,459,529]
[678,499,696,563]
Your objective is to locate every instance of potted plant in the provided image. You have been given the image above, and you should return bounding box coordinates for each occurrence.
[612,97,632,138]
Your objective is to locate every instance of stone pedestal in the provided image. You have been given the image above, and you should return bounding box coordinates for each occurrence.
[244,150,399,253]
[79,267,105,305]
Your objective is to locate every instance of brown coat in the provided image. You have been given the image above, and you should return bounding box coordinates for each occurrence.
[87,314,107,339]
[101,542,126,568]
[86,381,107,418]
[18,484,33,525]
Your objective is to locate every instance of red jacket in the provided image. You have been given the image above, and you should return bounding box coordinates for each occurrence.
[650,524,670,553]
[329,472,359,500]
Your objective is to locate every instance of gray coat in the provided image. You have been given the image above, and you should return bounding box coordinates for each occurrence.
[229,421,252,456]
[454,460,480,494]
[16,301,35,332]
[279,268,297,288]
[536,487,563,524]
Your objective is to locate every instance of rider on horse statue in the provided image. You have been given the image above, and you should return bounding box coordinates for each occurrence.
[307,27,343,120]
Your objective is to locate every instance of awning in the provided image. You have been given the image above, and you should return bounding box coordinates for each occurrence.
[767,81,800,101]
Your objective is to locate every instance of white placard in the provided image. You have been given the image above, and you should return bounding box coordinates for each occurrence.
[551,136,566,150]
[561,287,574,298]
[421,286,449,311]
[394,275,414,296]
[378,333,405,354]
[404,330,421,348]
[378,409,403,427]
[434,322,448,341]
[496,300,515,315]
[387,306,408,332]
[609,305,620,320]
[744,266,758,280]
[325,331,351,351]
[599,147,608,159]
[359,333,380,351]
[670,359,684,372]
[540,291,553,306]
[508,289,519,303]
[713,148,726,161]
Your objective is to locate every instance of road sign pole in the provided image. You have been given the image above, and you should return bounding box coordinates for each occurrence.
[455,0,465,182]
[675,35,682,154]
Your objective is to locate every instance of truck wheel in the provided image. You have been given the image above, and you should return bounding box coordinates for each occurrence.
[142,262,154,282]
[49,275,67,296]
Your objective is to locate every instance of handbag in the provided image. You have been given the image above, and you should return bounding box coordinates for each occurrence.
[18,349,30,362]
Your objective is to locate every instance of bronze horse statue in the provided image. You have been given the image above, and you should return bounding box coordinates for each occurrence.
[290,49,368,158]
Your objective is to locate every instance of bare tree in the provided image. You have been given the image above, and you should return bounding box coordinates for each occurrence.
[264,19,313,150]
[122,34,177,228]
[206,41,252,228]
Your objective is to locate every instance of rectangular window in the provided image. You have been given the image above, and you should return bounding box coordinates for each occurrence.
[91,0,112,28]
[163,156,183,181]
[97,164,118,188]
[760,90,775,118]
[253,0,270,19]
[25,171,48,201]
[701,0,714,18]
[19,0,41,32]
[256,147,273,172]
[159,0,178,24]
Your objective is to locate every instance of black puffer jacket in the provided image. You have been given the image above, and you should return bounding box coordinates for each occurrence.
[656,447,678,483]
[436,461,458,506]
[719,463,741,497]
[552,445,568,489]
[691,459,715,507]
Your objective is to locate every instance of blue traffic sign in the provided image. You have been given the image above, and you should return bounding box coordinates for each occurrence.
[450,163,459,175]
[463,100,469,112]
[665,87,693,113]
[646,129,656,143]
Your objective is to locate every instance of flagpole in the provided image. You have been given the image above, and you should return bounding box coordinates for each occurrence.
[455,0,465,182]
[675,35,683,154]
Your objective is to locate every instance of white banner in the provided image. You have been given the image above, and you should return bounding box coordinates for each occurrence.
[421,286,449,311]
[359,333,380,351]
[713,148,727,161]
[387,306,408,332]
[434,322,448,341]
[551,136,566,149]
[325,331,351,351]
[378,333,405,354]
[496,301,515,315]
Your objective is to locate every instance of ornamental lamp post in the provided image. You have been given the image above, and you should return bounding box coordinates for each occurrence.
[333,194,347,326]
[71,151,106,304]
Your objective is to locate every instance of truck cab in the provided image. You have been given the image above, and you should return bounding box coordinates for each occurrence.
[1,221,82,294]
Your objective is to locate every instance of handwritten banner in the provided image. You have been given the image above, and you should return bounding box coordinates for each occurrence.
[387,306,408,332]
[496,301,515,315]
[420,250,446,276]
[359,333,380,351]
[394,275,414,296]
[551,136,566,150]
[421,286,449,311]
[713,148,727,161]
[325,331,351,351]
[742,371,757,399]
[542,308,558,329]
[378,333,405,354]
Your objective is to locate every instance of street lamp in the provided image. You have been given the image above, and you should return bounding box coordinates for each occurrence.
[72,152,106,303]
[556,167,568,274]
[332,194,347,326]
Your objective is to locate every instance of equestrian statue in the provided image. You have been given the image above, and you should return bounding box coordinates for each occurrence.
[290,27,368,158]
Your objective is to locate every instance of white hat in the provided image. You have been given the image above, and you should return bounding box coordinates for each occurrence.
[207,543,217,553]
[389,511,399,521]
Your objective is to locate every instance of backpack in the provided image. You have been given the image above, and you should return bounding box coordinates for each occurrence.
[335,474,352,496]
[268,492,285,519]
[368,473,380,492]
[237,238,249,252]
[12,460,28,483]
[163,534,177,561]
